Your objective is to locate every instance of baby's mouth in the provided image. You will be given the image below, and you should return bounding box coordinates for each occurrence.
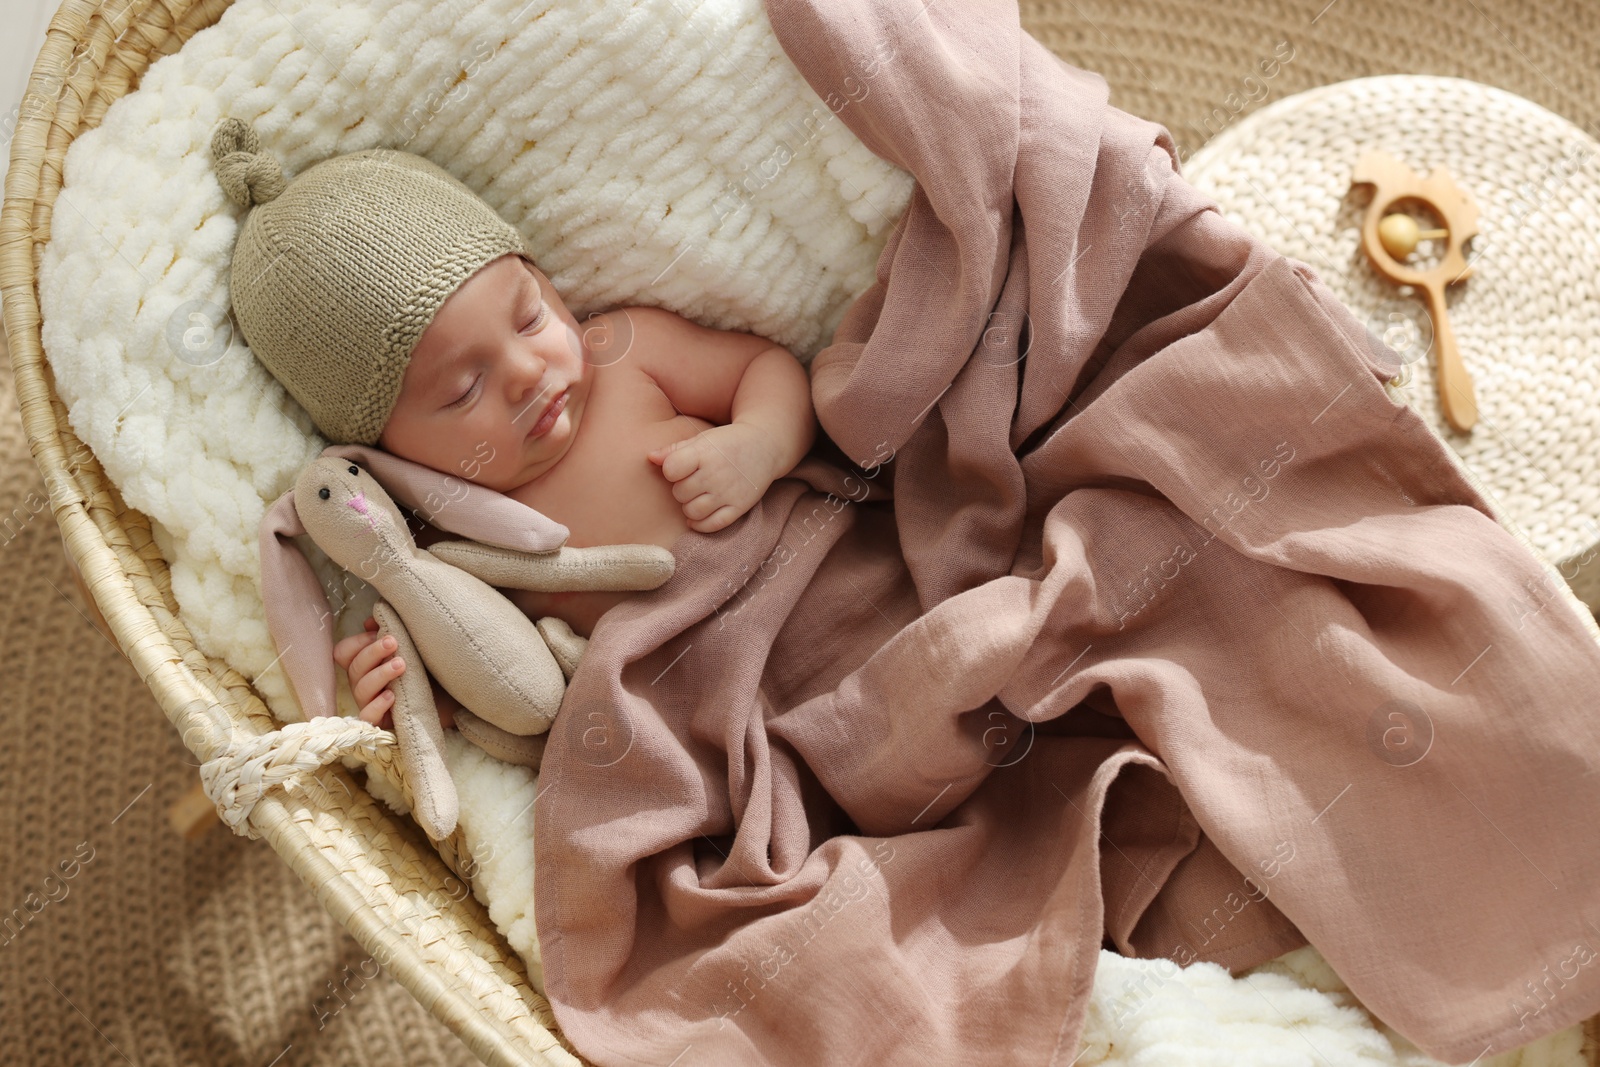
[527,387,568,439]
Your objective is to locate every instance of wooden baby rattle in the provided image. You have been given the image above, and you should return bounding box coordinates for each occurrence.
[1350,149,1480,433]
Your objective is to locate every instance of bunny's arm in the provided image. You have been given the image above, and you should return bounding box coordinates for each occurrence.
[448,617,588,772]
[454,711,547,769]
[425,541,675,593]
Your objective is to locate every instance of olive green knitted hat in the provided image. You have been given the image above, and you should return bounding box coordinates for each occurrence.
[208,117,530,445]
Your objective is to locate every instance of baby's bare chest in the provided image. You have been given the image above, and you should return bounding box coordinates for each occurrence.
[516,360,711,551]
[500,358,712,636]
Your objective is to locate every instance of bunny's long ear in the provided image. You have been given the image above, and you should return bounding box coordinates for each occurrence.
[258,488,340,720]
[322,443,570,553]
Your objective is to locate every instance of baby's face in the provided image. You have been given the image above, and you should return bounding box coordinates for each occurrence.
[379,253,591,493]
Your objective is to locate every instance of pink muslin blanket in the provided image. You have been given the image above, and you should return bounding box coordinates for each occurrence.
[530,1,1600,1063]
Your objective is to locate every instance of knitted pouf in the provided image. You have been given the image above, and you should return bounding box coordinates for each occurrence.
[1185,75,1600,608]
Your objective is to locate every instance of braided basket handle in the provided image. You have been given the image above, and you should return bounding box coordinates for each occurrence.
[198,717,397,840]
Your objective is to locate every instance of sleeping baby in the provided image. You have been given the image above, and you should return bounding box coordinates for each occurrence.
[210,118,816,734]
[348,251,816,730]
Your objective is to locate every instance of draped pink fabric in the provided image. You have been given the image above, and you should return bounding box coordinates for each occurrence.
[532,2,1600,1062]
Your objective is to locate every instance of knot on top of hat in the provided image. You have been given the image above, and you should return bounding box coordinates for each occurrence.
[210,117,287,209]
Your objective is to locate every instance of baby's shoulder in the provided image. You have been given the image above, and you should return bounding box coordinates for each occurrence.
[587,304,687,364]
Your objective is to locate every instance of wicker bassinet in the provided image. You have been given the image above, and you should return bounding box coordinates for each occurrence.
[7,2,1600,1066]
[2,1,579,1063]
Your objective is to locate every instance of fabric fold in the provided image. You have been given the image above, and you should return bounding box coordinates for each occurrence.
[531,1,1600,1063]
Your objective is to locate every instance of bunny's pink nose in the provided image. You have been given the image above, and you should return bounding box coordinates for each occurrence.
[345,491,380,531]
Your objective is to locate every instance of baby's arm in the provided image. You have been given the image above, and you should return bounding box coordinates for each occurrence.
[633,308,817,532]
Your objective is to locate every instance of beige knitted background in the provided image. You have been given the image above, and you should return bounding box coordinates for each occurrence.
[3,0,1598,1063]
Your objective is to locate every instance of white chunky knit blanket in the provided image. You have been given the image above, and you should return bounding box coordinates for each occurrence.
[34,0,1586,1062]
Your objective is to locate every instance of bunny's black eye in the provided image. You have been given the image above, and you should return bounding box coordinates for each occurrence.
[318,487,331,500]
[348,464,359,476]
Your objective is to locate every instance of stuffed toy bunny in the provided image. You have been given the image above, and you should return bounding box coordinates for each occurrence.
[258,443,676,839]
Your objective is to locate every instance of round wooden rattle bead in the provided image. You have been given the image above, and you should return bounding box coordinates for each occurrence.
[1378,212,1419,257]
[1378,212,1449,260]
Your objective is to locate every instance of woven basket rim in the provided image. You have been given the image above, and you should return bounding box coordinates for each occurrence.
[5,5,1599,1066]
[0,1,575,1064]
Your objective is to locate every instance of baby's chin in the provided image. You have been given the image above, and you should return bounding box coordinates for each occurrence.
[523,379,583,459]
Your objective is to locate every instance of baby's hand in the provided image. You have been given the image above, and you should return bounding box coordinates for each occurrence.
[332,616,459,732]
[647,423,780,534]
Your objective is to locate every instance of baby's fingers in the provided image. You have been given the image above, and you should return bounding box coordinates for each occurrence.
[682,492,723,521]
[348,633,400,683]
[689,504,741,533]
[670,469,712,505]
[357,688,394,729]
[352,652,405,707]
[332,616,382,667]
[651,439,703,482]
[332,630,372,668]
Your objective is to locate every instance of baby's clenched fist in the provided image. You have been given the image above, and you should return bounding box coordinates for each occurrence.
[646,422,781,533]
